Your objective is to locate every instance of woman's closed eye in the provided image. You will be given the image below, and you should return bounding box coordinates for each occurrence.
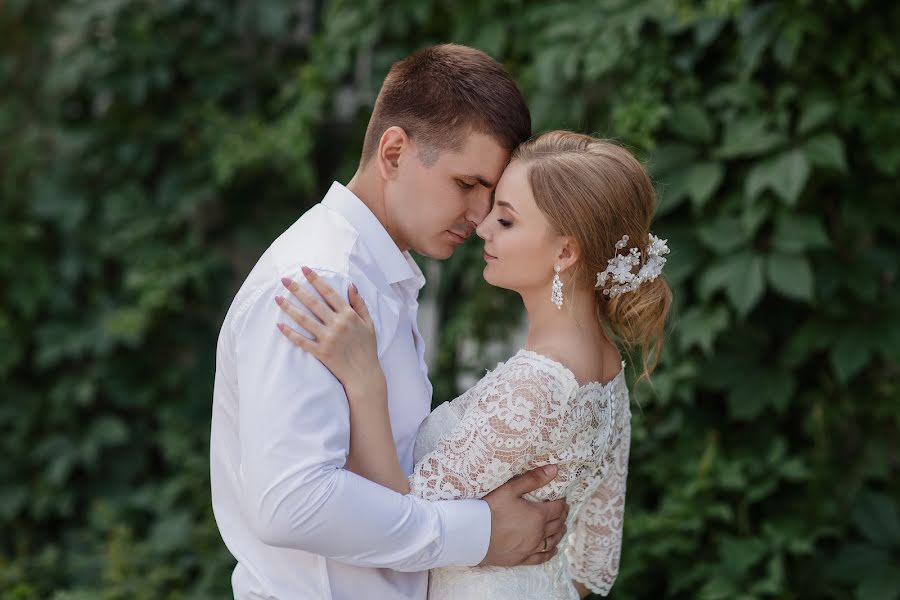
[498,218,513,228]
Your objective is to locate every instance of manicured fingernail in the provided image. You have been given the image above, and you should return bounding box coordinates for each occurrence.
[276,323,285,332]
[274,295,284,306]
[349,283,357,294]
[301,266,313,278]
[281,277,293,288]
[542,465,557,477]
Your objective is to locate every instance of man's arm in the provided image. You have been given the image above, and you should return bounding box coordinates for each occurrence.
[234,271,489,571]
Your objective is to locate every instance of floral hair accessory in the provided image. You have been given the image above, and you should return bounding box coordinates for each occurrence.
[595,234,670,298]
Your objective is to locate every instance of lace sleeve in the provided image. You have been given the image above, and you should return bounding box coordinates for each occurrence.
[567,404,631,596]
[408,358,577,500]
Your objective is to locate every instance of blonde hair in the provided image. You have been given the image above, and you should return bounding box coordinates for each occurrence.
[512,131,672,382]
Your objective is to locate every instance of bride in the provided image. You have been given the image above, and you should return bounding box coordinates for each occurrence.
[274,131,671,599]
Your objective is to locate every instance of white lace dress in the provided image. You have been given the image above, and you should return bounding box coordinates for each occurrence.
[410,349,632,599]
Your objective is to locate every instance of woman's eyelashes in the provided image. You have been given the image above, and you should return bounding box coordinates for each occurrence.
[498,218,513,228]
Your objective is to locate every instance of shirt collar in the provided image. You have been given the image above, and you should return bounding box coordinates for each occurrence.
[322,181,423,287]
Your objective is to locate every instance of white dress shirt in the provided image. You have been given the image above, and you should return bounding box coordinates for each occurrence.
[210,182,491,600]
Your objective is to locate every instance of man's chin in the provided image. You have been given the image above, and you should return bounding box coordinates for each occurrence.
[431,247,456,260]
[415,241,456,260]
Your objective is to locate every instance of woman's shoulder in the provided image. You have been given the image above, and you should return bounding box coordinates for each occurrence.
[522,340,621,388]
[489,348,580,400]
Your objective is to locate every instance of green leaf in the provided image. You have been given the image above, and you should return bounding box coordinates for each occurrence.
[752,554,785,594]
[797,101,836,135]
[830,329,875,383]
[773,32,798,68]
[684,162,725,209]
[852,491,900,547]
[728,369,795,419]
[716,115,786,159]
[669,103,714,143]
[771,212,831,253]
[697,259,736,301]
[583,42,621,79]
[829,542,894,582]
[728,253,766,317]
[726,381,766,420]
[697,215,754,254]
[694,16,727,47]
[90,416,129,447]
[698,574,738,600]
[657,179,689,216]
[255,3,292,37]
[877,322,900,363]
[677,304,730,354]
[779,457,810,481]
[30,178,88,230]
[0,486,28,519]
[857,565,900,600]
[782,319,834,367]
[737,4,776,74]
[698,252,766,316]
[746,149,811,205]
[651,146,704,215]
[148,511,194,554]
[767,254,815,302]
[699,575,740,600]
[719,535,768,576]
[741,194,772,233]
[803,133,847,172]
[47,453,75,485]
[649,143,700,176]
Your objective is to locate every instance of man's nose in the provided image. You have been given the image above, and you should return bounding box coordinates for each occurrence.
[466,191,492,226]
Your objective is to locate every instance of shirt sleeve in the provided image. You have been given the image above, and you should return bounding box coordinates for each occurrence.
[408,357,577,500]
[565,404,631,596]
[234,268,490,570]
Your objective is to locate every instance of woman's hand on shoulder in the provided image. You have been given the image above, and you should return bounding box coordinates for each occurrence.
[275,266,384,393]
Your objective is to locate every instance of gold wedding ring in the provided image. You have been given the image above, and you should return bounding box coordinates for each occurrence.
[542,538,548,552]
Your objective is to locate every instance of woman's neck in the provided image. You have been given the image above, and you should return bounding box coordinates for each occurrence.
[520,282,602,350]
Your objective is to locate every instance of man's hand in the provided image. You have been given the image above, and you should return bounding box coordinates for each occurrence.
[479,465,569,567]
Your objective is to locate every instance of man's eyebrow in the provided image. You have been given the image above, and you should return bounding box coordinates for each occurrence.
[496,200,518,214]
[462,174,496,189]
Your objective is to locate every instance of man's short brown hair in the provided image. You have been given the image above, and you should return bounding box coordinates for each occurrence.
[360,44,531,166]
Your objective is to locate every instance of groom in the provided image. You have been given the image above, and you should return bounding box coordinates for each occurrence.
[210,44,568,600]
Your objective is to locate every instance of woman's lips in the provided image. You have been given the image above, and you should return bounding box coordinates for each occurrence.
[483,250,497,260]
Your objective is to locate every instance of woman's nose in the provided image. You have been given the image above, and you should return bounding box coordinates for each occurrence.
[475,221,489,240]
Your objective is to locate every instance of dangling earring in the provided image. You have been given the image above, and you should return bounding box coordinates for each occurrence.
[551,265,563,309]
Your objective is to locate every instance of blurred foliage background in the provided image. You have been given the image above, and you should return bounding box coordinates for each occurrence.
[2,0,898,598]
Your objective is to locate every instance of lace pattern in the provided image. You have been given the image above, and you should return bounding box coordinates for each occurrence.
[410,349,632,598]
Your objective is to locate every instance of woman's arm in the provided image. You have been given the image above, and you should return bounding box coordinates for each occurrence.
[404,355,576,503]
[341,374,410,494]
[275,267,409,493]
[277,269,576,566]
[573,581,591,598]
[278,277,576,503]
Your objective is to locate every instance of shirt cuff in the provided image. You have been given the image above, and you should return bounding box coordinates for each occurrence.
[432,498,491,567]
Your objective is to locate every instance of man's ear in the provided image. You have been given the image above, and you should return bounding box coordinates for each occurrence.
[557,237,580,272]
[376,126,409,182]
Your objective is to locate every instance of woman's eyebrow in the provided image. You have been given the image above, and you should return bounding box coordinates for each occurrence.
[495,200,518,214]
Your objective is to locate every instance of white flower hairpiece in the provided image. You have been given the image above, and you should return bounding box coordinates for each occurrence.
[595,233,670,298]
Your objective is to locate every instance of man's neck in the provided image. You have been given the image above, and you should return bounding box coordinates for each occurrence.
[346,169,409,252]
